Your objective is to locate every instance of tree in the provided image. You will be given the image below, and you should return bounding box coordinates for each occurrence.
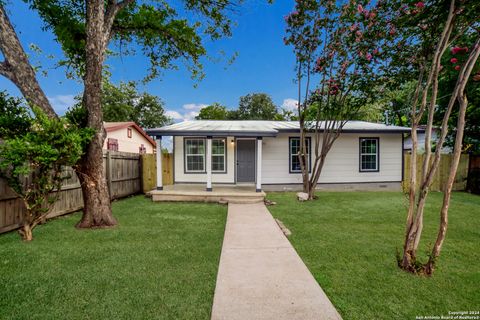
[235,93,279,120]
[0,95,92,241]
[195,103,229,120]
[435,42,480,155]
[0,0,249,228]
[383,0,480,275]
[81,80,171,128]
[284,0,382,200]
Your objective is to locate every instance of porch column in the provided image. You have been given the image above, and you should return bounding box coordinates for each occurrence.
[206,136,212,191]
[256,137,262,192]
[156,136,163,190]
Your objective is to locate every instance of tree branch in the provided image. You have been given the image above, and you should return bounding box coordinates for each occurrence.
[104,0,135,43]
[0,60,13,79]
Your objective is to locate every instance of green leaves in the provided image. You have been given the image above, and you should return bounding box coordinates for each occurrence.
[0,91,31,139]
[66,79,172,128]
[24,0,243,82]
[0,93,93,199]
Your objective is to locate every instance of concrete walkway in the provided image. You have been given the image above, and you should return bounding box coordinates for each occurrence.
[211,202,342,320]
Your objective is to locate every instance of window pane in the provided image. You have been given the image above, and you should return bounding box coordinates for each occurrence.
[291,156,301,172]
[212,155,225,171]
[187,155,204,171]
[212,139,225,155]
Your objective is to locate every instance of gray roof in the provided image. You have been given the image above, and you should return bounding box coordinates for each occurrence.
[146,120,411,137]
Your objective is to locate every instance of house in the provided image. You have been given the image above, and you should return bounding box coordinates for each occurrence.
[146,120,410,192]
[403,125,451,154]
[104,122,156,154]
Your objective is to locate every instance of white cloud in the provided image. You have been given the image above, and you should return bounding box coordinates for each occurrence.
[48,94,76,115]
[165,103,208,122]
[165,110,183,120]
[182,103,207,111]
[281,98,299,111]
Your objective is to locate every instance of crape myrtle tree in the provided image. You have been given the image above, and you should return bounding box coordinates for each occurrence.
[0,0,254,228]
[284,0,386,200]
[384,0,480,275]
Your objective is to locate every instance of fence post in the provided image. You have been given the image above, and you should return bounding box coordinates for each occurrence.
[106,151,112,199]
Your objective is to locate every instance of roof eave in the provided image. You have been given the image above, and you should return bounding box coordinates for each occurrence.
[145,129,278,137]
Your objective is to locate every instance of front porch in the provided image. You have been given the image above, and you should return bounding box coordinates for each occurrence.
[150,184,266,204]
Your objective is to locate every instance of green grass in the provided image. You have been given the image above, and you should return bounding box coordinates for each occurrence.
[267,191,480,320]
[0,196,227,320]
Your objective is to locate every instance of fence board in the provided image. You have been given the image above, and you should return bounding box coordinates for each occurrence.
[403,153,469,192]
[0,150,142,234]
[140,153,173,193]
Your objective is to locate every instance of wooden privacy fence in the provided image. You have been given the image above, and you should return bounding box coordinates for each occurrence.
[0,151,141,234]
[467,155,480,194]
[403,153,469,192]
[141,153,173,193]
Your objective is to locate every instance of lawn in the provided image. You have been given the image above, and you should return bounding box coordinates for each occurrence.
[267,191,480,320]
[0,196,227,320]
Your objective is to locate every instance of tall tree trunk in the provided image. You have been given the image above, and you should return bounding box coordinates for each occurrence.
[0,6,56,118]
[76,0,117,228]
[424,93,467,275]
[424,37,480,275]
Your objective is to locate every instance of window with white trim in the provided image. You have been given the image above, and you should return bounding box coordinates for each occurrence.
[289,137,311,173]
[360,138,379,172]
[185,138,205,172]
[212,138,226,172]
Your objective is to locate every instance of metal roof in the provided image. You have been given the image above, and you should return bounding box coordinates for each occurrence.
[146,120,411,137]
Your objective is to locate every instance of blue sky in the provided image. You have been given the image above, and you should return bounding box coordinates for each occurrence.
[0,1,299,121]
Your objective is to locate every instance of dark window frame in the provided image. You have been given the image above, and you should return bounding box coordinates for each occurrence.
[127,127,132,138]
[359,137,380,172]
[184,137,206,173]
[289,137,312,174]
[183,137,228,174]
[211,138,227,173]
[107,138,119,151]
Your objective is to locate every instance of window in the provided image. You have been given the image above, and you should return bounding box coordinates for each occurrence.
[360,138,379,172]
[127,128,132,138]
[212,139,226,172]
[289,137,311,173]
[139,144,146,154]
[107,138,118,151]
[185,138,205,172]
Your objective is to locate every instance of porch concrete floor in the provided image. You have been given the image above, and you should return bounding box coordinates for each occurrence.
[150,184,266,204]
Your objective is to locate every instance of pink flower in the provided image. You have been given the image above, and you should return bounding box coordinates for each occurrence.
[357,4,363,13]
[415,2,425,8]
[366,53,373,61]
[349,24,357,31]
[451,46,462,54]
[455,65,460,71]
[450,57,458,64]
[373,48,379,55]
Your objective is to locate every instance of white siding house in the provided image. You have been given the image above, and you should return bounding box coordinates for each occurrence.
[147,120,408,192]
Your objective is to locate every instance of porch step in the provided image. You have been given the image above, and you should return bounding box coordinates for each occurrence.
[150,190,265,204]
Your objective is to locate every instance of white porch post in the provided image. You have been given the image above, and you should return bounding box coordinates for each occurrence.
[156,136,163,190]
[256,137,262,192]
[206,136,212,191]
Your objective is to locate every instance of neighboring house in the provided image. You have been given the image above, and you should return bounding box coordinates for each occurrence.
[104,122,156,154]
[146,120,411,191]
[403,125,451,154]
